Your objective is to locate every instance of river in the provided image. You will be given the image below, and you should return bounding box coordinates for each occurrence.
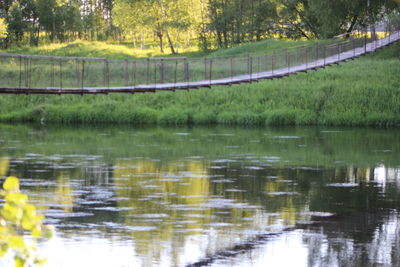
[0,124,399,267]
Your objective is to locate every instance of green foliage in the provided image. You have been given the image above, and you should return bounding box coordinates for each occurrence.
[279,0,399,39]
[0,18,7,38]
[113,0,204,53]
[6,3,25,43]
[1,0,397,49]
[0,176,52,267]
[208,0,278,48]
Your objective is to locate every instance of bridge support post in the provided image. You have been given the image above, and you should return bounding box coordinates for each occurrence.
[18,56,22,89]
[204,58,207,81]
[209,59,213,86]
[124,60,129,86]
[81,60,85,90]
[160,59,165,84]
[146,59,150,85]
[103,59,109,88]
[132,61,136,88]
[75,59,80,88]
[184,58,189,83]
[305,47,308,69]
[59,59,63,89]
[174,60,178,85]
[153,59,157,87]
[230,58,233,83]
[249,56,253,82]
[29,57,32,89]
[51,58,55,88]
[271,53,275,75]
[285,49,289,73]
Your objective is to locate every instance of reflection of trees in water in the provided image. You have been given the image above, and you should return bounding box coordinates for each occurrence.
[7,159,116,223]
[0,157,9,177]
[112,160,263,266]
[6,154,400,266]
[301,165,400,266]
[204,164,400,266]
[304,211,400,266]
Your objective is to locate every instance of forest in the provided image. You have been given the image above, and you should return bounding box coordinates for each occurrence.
[0,0,399,53]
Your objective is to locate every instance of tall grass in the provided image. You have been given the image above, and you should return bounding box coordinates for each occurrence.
[0,41,399,127]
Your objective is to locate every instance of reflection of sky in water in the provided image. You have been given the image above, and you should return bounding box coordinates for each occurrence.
[1,126,400,267]
[30,161,400,266]
[41,235,141,267]
[210,231,309,267]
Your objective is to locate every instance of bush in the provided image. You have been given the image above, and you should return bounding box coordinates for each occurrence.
[0,176,52,266]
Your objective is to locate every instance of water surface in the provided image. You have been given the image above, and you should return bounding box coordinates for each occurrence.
[0,125,399,267]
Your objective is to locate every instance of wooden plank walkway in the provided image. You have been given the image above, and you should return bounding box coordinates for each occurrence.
[0,32,399,95]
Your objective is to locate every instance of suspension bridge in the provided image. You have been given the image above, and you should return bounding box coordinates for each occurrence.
[0,27,399,95]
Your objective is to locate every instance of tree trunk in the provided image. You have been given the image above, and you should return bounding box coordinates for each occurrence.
[132,31,136,48]
[222,30,228,48]
[216,30,223,48]
[141,31,145,50]
[370,25,377,41]
[52,14,56,42]
[157,28,164,53]
[290,21,310,40]
[345,15,358,38]
[165,29,176,54]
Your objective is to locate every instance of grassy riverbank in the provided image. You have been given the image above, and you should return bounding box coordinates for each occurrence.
[0,41,399,127]
[0,38,319,58]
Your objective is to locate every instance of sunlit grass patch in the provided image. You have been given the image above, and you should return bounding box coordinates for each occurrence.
[1,40,190,59]
[1,38,333,59]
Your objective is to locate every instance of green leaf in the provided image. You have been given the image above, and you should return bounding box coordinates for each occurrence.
[14,256,25,267]
[0,243,9,257]
[9,236,26,250]
[5,192,28,206]
[1,202,19,221]
[0,176,51,266]
[3,176,20,192]
[34,256,47,265]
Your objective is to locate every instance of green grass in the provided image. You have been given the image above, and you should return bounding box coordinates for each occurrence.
[0,40,399,127]
[0,38,329,59]
[1,41,186,59]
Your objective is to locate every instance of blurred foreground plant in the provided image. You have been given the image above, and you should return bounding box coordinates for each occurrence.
[0,176,52,267]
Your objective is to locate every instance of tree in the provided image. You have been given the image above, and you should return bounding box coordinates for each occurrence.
[208,0,277,48]
[113,0,153,48]
[6,3,26,43]
[278,0,398,39]
[114,0,199,53]
[0,18,6,37]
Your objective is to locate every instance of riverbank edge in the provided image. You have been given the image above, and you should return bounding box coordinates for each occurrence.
[0,42,399,127]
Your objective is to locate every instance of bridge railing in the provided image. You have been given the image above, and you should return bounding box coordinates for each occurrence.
[0,19,399,92]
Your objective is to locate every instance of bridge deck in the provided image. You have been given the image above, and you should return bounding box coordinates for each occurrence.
[0,32,399,95]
